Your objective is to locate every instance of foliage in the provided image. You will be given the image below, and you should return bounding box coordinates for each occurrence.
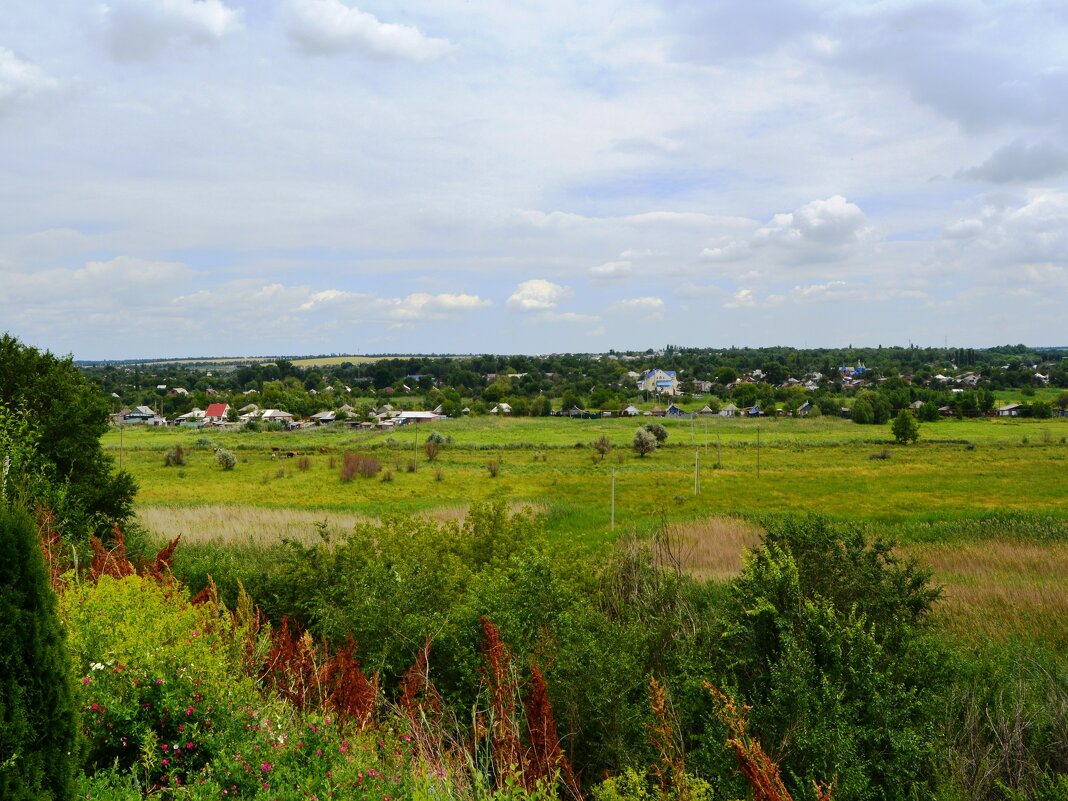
[0,333,137,535]
[891,410,920,444]
[60,573,263,790]
[633,427,658,457]
[644,423,669,443]
[163,445,186,467]
[0,504,77,801]
[215,448,236,470]
[713,516,944,801]
[340,451,381,480]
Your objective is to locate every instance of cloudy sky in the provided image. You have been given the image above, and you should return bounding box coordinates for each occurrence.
[2,0,1066,358]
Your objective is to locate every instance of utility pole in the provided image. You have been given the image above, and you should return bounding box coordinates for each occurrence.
[694,447,700,495]
[756,426,760,478]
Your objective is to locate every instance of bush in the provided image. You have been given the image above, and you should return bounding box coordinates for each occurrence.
[644,423,668,443]
[592,434,612,462]
[0,504,77,801]
[163,445,186,467]
[633,427,658,457]
[297,455,311,471]
[891,409,920,445]
[340,452,380,481]
[426,431,446,445]
[193,437,213,450]
[425,440,440,461]
[215,448,236,471]
[486,458,501,477]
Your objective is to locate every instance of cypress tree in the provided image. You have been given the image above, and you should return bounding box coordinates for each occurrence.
[0,504,77,800]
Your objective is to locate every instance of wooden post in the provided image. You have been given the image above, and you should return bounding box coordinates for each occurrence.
[756,426,760,478]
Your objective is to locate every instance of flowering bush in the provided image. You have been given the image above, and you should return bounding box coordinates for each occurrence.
[61,574,261,790]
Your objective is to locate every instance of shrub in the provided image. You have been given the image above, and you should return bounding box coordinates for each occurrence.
[381,469,394,482]
[633,427,658,457]
[406,460,417,473]
[193,437,213,450]
[891,409,920,445]
[592,434,611,462]
[0,504,77,801]
[297,455,311,471]
[426,431,446,445]
[644,423,668,444]
[434,468,444,482]
[215,448,237,470]
[487,458,501,477]
[163,445,186,467]
[425,440,440,461]
[340,452,380,481]
[870,448,891,460]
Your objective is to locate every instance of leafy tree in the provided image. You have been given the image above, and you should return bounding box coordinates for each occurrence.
[0,334,136,535]
[633,427,658,457]
[0,504,77,800]
[891,409,920,444]
[644,422,668,444]
[851,397,874,424]
[716,517,943,801]
[917,400,941,422]
[1030,400,1053,419]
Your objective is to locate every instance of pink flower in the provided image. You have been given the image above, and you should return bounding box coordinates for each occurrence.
[185,706,194,716]
[161,759,169,766]
[155,678,164,685]
[260,762,272,773]
[82,676,90,685]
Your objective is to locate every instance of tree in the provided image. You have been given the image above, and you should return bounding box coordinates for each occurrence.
[717,516,943,800]
[851,397,874,424]
[891,409,920,444]
[0,504,77,800]
[633,427,658,457]
[0,334,136,535]
[644,422,668,444]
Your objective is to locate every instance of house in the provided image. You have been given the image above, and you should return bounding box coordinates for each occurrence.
[665,404,688,418]
[796,401,812,417]
[648,405,665,417]
[489,403,512,415]
[621,404,641,416]
[908,400,924,411]
[697,405,717,416]
[122,405,158,424]
[637,369,680,396]
[260,409,295,424]
[719,402,739,417]
[204,403,229,423]
[998,403,1024,417]
[395,410,444,424]
[692,380,713,393]
[743,405,762,417]
[168,387,189,397]
[310,410,336,425]
[174,408,206,427]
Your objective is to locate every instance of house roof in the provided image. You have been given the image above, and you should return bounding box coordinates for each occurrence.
[204,402,228,419]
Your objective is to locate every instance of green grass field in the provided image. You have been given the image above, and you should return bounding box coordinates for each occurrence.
[106,414,1068,646]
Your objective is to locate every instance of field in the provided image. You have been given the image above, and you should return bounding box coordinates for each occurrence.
[106,414,1068,647]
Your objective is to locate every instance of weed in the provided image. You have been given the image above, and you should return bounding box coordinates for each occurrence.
[163,445,185,467]
[425,440,440,461]
[340,452,381,481]
[435,468,444,482]
[487,459,501,477]
[406,460,417,473]
[870,449,891,460]
[194,436,213,450]
[381,469,394,483]
[297,455,311,471]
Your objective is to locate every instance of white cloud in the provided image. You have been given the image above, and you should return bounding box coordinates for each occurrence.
[507,279,570,311]
[99,0,241,62]
[285,0,454,61]
[611,296,664,318]
[589,260,633,280]
[723,288,755,309]
[0,47,59,115]
[755,195,871,248]
[700,240,750,262]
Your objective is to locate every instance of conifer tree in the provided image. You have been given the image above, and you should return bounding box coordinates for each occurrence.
[0,504,77,800]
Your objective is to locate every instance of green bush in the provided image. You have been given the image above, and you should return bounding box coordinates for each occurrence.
[215,448,236,470]
[60,574,262,788]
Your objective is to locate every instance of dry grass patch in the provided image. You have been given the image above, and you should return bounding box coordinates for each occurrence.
[657,516,765,581]
[138,505,370,547]
[139,501,550,548]
[906,539,1068,647]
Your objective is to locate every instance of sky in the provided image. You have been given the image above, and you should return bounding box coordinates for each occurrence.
[1,0,1067,359]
